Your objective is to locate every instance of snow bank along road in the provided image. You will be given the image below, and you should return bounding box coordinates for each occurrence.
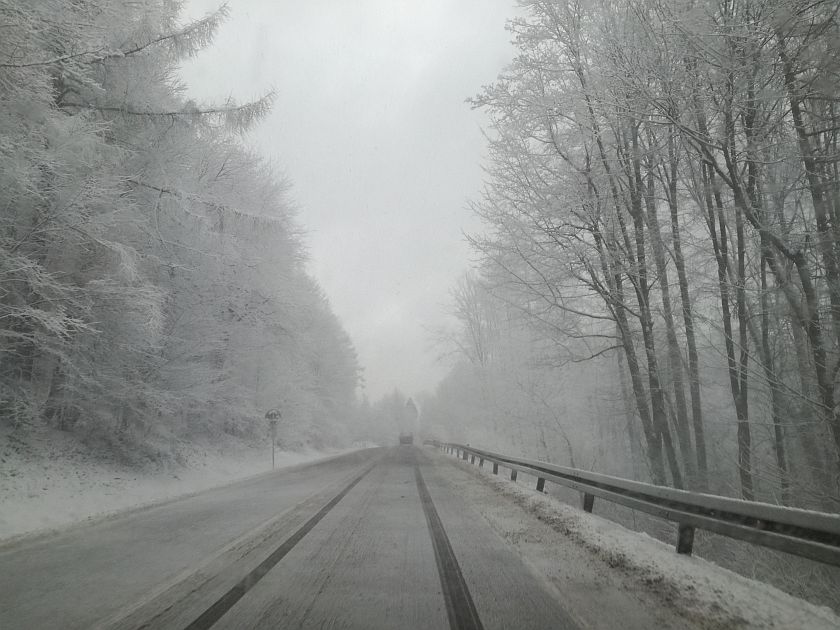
[0,446,756,630]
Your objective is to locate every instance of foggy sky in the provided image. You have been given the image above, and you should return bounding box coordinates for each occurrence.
[180,1,517,400]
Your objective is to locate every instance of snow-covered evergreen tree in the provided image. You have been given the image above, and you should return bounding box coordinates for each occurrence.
[0,0,360,454]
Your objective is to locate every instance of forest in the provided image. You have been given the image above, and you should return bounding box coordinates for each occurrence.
[4,0,840,514]
[0,1,361,458]
[422,0,840,514]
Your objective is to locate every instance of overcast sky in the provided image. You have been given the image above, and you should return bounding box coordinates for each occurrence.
[179,1,517,400]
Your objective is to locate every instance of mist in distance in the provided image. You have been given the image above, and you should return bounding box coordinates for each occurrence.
[180,0,518,400]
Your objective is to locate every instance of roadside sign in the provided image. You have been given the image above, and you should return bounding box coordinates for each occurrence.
[265,409,282,469]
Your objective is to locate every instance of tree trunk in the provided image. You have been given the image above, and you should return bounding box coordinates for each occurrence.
[700,159,753,499]
[642,158,696,486]
[624,121,683,488]
[759,255,789,504]
[664,128,707,489]
[616,329,644,478]
[592,228,667,485]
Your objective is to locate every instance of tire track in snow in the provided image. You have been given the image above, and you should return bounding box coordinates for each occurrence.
[182,463,376,630]
[415,463,484,630]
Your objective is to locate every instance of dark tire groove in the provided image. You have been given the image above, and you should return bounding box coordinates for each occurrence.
[180,464,375,630]
[415,464,484,630]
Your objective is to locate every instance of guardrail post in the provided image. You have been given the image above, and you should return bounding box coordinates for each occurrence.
[462,450,468,461]
[536,477,546,492]
[492,462,499,474]
[470,454,475,464]
[676,524,695,555]
[510,469,518,482]
[582,492,594,513]
[478,457,484,468]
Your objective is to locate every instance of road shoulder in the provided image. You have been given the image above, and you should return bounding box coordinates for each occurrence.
[426,447,840,630]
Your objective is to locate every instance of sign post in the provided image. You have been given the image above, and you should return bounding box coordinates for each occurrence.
[265,409,282,469]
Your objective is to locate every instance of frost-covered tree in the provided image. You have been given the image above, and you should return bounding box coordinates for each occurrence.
[0,1,360,456]
[432,0,840,508]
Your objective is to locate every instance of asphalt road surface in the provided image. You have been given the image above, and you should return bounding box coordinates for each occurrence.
[0,447,597,629]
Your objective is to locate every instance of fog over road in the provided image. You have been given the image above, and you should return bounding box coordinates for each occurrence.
[1,447,692,629]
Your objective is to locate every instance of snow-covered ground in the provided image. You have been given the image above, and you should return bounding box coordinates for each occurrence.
[433,448,840,630]
[0,427,355,542]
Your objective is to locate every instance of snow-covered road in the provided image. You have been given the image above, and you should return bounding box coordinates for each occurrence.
[1,446,835,629]
[0,449,382,629]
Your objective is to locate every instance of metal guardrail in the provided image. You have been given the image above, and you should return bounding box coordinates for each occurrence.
[436,442,840,567]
